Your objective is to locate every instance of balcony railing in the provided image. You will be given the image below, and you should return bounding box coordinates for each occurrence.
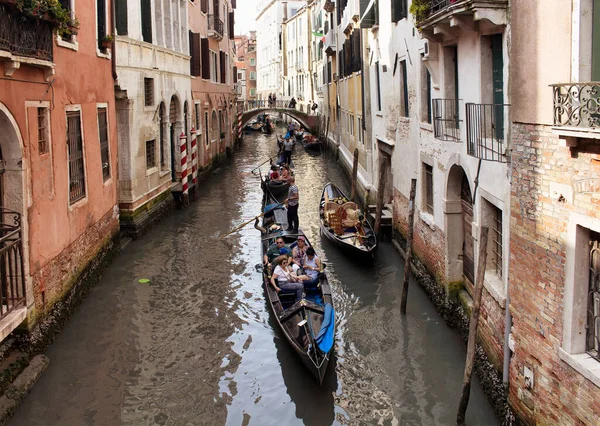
[416,0,508,28]
[433,99,462,141]
[0,5,54,62]
[208,15,224,39]
[552,83,600,129]
[0,208,26,321]
[466,103,510,163]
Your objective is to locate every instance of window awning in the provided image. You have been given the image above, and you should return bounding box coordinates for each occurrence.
[360,0,378,29]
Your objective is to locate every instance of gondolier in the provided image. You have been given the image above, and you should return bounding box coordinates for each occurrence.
[283,138,294,165]
[287,176,299,233]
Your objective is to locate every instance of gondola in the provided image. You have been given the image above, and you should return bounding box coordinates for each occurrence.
[259,186,335,384]
[303,134,322,152]
[319,183,377,260]
[245,121,264,132]
[262,120,273,134]
[262,178,289,201]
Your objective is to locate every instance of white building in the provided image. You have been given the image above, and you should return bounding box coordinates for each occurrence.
[256,0,305,100]
[114,0,192,235]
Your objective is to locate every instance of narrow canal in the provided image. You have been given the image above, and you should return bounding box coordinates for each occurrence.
[10,122,500,426]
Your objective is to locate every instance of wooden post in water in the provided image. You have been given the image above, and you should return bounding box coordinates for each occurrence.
[457,226,490,425]
[374,156,388,237]
[400,178,417,314]
[350,148,359,201]
[324,116,330,152]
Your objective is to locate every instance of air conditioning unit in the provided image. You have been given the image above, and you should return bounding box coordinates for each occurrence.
[422,39,439,61]
[423,40,429,58]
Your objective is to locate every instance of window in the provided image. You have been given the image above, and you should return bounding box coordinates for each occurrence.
[144,78,154,106]
[237,72,243,80]
[189,32,201,76]
[97,0,107,51]
[38,107,49,154]
[115,0,127,35]
[146,140,156,169]
[421,60,432,124]
[375,61,381,111]
[250,71,256,80]
[141,0,152,43]
[423,163,433,214]
[67,111,86,204]
[392,0,408,22]
[195,103,200,130]
[250,58,255,66]
[201,0,208,14]
[250,88,256,96]
[97,108,110,181]
[399,60,409,117]
[58,0,74,42]
[201,37,210,80]
[490,203,503,277]
[588,231,600,359]
[358,117,363,143]
[350,114,354,136]
[204,112,209,145]
[211,51,218,82]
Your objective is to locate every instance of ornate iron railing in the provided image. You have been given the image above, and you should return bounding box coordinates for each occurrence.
[466,103,510,163]
[0,5,54,62]
[0,208,26,321]
[208,15,224,38]
[588,238,600,361]
[432,98,462,142]
[417,0,507,25]
[551,83,600,129]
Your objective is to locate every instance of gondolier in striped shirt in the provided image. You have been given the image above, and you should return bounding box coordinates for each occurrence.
[287,176,299,233]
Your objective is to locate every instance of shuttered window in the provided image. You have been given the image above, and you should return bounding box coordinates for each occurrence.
[115,0,128,35]
[189,31,201,76]
[97,0,107,50]
[229,12,234,37]
[392,0,407,23]
[67,111,86,204]
[220,51,226,83]
[141,0,152,43]
[98,108,110,181]
[201,38,210,79]
[233,66,238,83]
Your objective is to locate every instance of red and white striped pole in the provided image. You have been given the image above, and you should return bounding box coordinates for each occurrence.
[237,111,243,141]
[190,128,198,188]
[180,132,188,198]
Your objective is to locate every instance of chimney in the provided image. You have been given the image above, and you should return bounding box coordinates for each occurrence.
[282,1,288,21]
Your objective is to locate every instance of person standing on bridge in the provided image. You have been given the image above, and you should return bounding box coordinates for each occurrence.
[286,176,299,233]
[273,93,277,107]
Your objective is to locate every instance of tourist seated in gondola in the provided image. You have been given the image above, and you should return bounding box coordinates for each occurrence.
[264,237,291,266]
[278,166,290,182]
[271,255,306,302]
[269,165,279,180]
[292,235,309,266]
[302,248,321,289]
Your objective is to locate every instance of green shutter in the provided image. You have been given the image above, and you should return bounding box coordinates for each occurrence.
[360,0,378,29]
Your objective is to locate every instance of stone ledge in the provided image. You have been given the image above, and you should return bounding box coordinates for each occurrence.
[558,349,600,389]
[0,355,48,424]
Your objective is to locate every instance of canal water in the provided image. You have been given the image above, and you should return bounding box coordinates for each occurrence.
[9,122,500,426]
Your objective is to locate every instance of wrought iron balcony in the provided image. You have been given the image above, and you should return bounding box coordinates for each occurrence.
[208,15,224,40]
[466,103,510,163]
[0,5,54,63]
[552,83,600,130]
[0,208,26,322]
[416,0,508,31]
[432,98,462,142]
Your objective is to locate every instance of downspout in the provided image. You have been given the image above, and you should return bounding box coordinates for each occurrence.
[111,0,117,81]
[503,151,514,388]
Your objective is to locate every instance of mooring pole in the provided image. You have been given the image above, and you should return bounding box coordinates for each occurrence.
[400,178,417,314]
[351,148,359,201]
[374,156,387,237]
[324,116,330,152]
[457,226,490,425]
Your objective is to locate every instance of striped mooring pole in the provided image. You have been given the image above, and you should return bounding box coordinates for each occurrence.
[237,110,243,141]
[180,132,188,198]
[190,128,198,188]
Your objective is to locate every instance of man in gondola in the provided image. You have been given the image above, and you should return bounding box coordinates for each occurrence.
[286,176,299,233]
[264,237,291,267]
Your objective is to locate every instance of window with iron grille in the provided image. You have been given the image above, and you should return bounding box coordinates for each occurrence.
[423,163,433,214]
[491,205,503,277]
[97,108,110,181]
[588,231,600,360]
[358,117,363,143]
[146,139,156,169]
[67,111,86,204]
[195,103,200,129]
[144,78,154,106]
[38,107,49,154]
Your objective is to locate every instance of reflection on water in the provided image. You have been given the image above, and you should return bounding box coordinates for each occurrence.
[9,121,499,426]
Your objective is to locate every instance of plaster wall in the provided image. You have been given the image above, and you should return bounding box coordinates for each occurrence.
[510,0,571,125]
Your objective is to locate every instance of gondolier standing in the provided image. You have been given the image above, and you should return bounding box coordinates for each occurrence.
[283,137,294,165]
[287,176,299,233]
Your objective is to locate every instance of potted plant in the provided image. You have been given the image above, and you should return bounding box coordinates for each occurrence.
[100,34,114,49]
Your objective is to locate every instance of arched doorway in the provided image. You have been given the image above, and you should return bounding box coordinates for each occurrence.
[0,105,27,317]
[445,164,474,295]
[169,96,180,182]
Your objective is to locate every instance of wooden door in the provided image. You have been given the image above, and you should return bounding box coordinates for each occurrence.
[461,176,475,295]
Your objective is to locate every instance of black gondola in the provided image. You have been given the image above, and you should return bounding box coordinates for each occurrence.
[262,178,289,200]
[245,121,263,131]
[319,183,377,260]
[260,187,335,384]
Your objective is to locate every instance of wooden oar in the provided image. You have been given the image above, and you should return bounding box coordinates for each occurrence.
[251,158,272,174]
[220,202,284,240]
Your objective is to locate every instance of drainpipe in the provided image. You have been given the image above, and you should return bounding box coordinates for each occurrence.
[111,0,117,81]
[503,152,514,387]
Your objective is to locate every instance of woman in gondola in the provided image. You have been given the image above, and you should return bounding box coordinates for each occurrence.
[271,255,308,302]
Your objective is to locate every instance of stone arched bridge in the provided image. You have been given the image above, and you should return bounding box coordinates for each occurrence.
[237,100,320,134]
